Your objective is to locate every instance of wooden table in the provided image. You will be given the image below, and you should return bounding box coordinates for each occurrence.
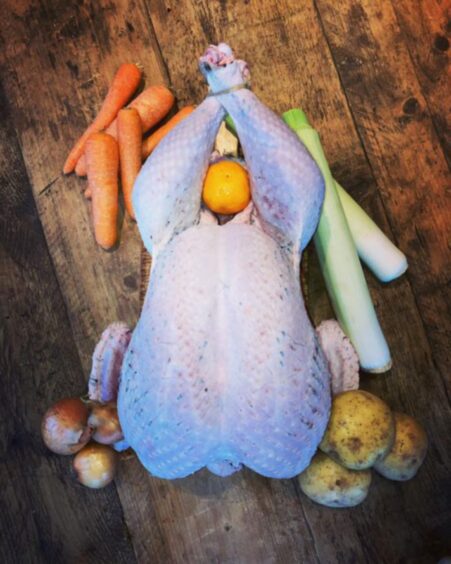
[1,1,450,562]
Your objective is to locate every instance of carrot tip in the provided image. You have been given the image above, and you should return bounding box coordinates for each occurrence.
[99,240,118,251]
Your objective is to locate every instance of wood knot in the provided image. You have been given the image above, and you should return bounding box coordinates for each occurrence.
[433,34,449,52]
[403,97,419,115]
[123,274,138,290]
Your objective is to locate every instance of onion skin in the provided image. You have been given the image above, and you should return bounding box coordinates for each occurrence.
[88,402,124,445]
[73,443,117,488]
[41,398,92,455]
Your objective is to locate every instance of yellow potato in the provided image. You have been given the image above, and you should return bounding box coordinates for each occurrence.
[298,451,372,508]
[320,390,395,470]
[374,412,428,481]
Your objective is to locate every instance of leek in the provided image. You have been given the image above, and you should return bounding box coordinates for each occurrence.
[334,182,407,282]
[225,114,237,135]
[283,109,391,373]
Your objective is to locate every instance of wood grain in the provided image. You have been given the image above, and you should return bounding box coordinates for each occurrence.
[1,0,450,562]
[140,244,152,308]
[0,1,170,560]
[145,1,451,562]
[0,81,136,564]
[314,0,451,398]
[391,0,450,165]
[0,0,167,371]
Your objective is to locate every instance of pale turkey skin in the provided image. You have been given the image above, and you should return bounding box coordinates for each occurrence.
[119,221,330,478]
[114,43,333,479]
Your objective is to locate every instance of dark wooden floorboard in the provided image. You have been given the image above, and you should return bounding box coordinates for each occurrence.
[0,81,136,563]
[391,0,450,166]
[147,0,451,561]
[147,1,451,562]
[0,1,171,560]
[0,0,450,562]
[314,0,451,400]
[0,0,160,372]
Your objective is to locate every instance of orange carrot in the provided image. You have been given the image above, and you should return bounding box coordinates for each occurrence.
[75,153,87,176]
[117,108,142,219]
[63,63,142,175]
[75,155,87,176]
[75,85,174,176]
[85,133,119,250]
[142,106,195,160]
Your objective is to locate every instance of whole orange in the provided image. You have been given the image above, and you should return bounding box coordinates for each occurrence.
[202,160,251,215]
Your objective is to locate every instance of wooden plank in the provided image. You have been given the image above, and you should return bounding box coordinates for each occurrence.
[0,0,169,372]
[0,2,328,560]
[140,245,151,307]
[0,1,172,561]
[2,0,450,562]
[0,82,136,564]
[314,0,451,397]
[146,1,451,562]
[391,0,450,165]
[138,470,324,563]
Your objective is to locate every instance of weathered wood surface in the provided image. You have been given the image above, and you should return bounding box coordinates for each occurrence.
[148,3,451,563]
[393,0,451,165]
[314,0,451,398]
[0,1,172,561]
[0,81,136,563]
[1,0,450,562]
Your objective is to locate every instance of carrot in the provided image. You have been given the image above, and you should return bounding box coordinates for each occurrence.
[75,153,87,176]
[85,133,119,250]
[75,85,174,176]
[63,63,142,175]
[142,106,195,159]
[75,155,88,177]
[117,108,142,219]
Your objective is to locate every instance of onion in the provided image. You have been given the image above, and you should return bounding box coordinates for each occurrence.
[88,402,123,445]
[41,397,92,455]
[73,443,117,488]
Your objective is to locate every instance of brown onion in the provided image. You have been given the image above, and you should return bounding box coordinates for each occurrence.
[88,402,123,445]
[41,397,92,455]
[73,443,117,488]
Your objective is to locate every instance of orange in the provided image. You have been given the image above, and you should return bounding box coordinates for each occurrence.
[202,160,251,214]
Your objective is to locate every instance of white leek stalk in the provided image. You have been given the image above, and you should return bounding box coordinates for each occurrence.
[335,183,407,282]
[283,109,392,373]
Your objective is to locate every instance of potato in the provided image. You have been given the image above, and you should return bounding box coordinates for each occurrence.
[298,451,372,508]
[374,412,428,481]
[320,390,395,470]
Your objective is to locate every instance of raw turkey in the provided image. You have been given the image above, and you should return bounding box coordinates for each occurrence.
[93,44,339,479]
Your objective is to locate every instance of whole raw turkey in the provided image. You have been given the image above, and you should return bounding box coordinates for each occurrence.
[94,44,338,479]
